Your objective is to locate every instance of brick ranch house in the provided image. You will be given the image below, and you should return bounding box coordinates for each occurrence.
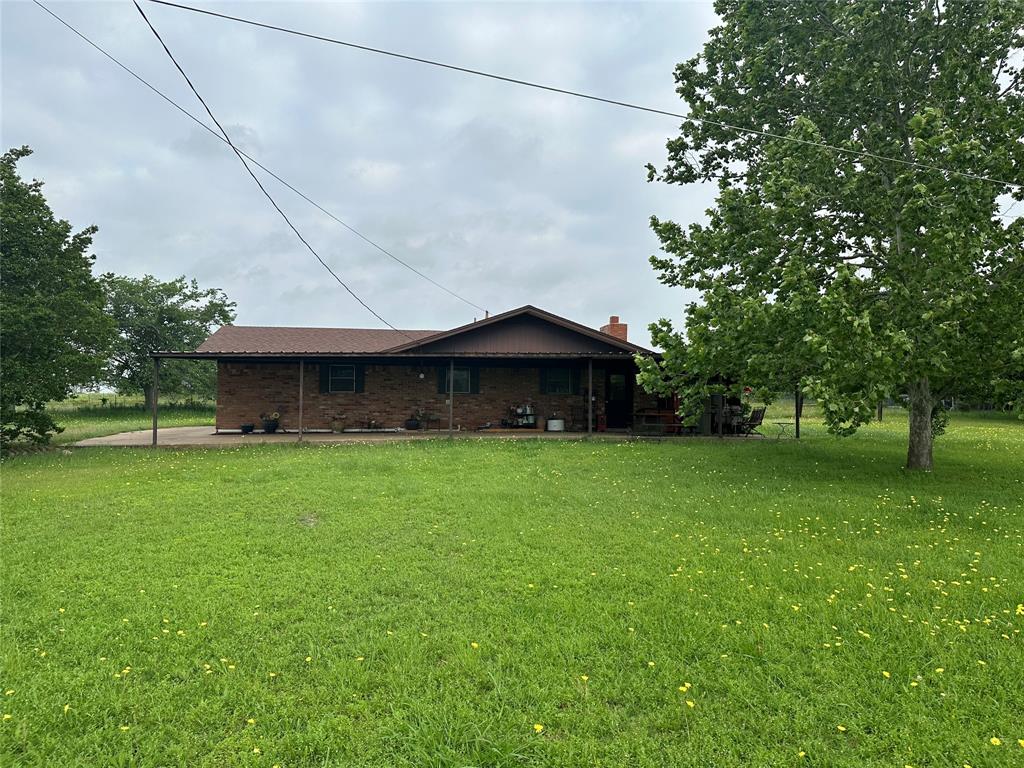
[153,305,677,438]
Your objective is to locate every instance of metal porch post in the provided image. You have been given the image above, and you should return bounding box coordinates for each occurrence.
[297,358,304,442]
[448,358,454,437]
[587,358,593,436]
[151,357,160,447]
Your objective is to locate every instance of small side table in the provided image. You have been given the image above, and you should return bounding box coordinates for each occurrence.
[774,422,795,440]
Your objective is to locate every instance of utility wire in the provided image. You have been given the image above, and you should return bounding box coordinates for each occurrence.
[34,0,486,317]
[132,0,420,337]
[148,0,1022,193]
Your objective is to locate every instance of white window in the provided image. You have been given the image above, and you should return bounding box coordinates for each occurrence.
[329,364,356,393]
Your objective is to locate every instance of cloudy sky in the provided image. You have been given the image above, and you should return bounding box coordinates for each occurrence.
[3,0,719,345]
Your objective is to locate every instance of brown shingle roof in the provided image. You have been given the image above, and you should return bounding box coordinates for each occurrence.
[196,325,439,354]
[178,306,653,358]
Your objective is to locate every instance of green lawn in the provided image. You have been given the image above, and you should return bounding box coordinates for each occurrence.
[1,414,1022,767]
[46,395,215,445]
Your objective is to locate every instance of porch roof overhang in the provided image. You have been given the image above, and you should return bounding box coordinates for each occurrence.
[151,351,654,361]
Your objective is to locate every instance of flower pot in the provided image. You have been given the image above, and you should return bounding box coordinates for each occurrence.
[262,419,279,434]
[404,418,421,430]
[240,423,255,434]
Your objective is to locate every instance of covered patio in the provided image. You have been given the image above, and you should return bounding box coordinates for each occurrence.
[75,424,701,448]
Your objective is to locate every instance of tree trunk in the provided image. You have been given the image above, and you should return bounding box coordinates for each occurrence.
[906,377,934,471]
[143,385,155,412]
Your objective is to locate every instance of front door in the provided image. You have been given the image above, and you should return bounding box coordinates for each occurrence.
[605,371,632,429]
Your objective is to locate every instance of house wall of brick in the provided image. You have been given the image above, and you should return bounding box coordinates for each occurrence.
[216,361,652,431]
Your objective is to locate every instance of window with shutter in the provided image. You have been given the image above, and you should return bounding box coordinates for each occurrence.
[440,366,473,394]
[541,367,573,394]
[328,364,356,393]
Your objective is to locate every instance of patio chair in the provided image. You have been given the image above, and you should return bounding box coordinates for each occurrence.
[735,407,766,436]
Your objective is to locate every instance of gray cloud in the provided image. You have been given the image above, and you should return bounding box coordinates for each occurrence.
[173,123,263,158]
[1,1,716,344]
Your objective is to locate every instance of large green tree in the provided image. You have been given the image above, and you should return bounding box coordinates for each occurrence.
[0,146,113,444]
[101,273,235,408]
[640,0,1024,469]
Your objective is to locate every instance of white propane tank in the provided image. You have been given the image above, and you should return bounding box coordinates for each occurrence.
[546,419,565,432]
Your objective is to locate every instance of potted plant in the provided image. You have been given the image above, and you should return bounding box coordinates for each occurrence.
[240,423,255,434]
[404,409,424,430]
[260,411,280,433]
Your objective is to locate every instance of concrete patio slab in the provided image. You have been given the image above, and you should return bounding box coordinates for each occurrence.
[72,425,624,447]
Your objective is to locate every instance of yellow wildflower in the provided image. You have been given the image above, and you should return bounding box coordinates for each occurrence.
[991,737,1002,746]
[533,723,544,733]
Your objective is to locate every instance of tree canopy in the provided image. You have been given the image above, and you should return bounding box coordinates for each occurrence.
[101,273,235,407]
[0,146,113,444]
[639,0,1024,469]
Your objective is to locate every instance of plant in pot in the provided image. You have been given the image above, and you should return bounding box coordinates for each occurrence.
[240,423,255,434]
[260,411,281,433]
[404,408,425,431]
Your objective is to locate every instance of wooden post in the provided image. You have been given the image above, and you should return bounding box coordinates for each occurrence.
[297,358,304,442]
[877,400,883,422]
[151,357,160,447]
[587,358,593,436]
[448,358,454,436]
[795,387,802,439]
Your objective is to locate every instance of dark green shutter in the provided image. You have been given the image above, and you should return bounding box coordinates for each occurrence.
[354,365,365,393]
[539,367,548,394]
[570,366,581,395]
[319,363,331,393]
[470,366,480,394]
[437,366,448,394]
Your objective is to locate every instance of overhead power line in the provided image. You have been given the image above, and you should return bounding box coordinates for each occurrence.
[131,0,415,337]
[32,1,487,320]
[148,0,1023,194]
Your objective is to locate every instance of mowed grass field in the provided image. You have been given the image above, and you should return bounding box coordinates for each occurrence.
[46,395,215,445]
[1,413,1022,767]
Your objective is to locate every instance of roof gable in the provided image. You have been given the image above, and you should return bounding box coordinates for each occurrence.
[383,306,650,356]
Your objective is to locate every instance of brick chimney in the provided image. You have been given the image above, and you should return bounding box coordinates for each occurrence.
[600,315,628,341]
